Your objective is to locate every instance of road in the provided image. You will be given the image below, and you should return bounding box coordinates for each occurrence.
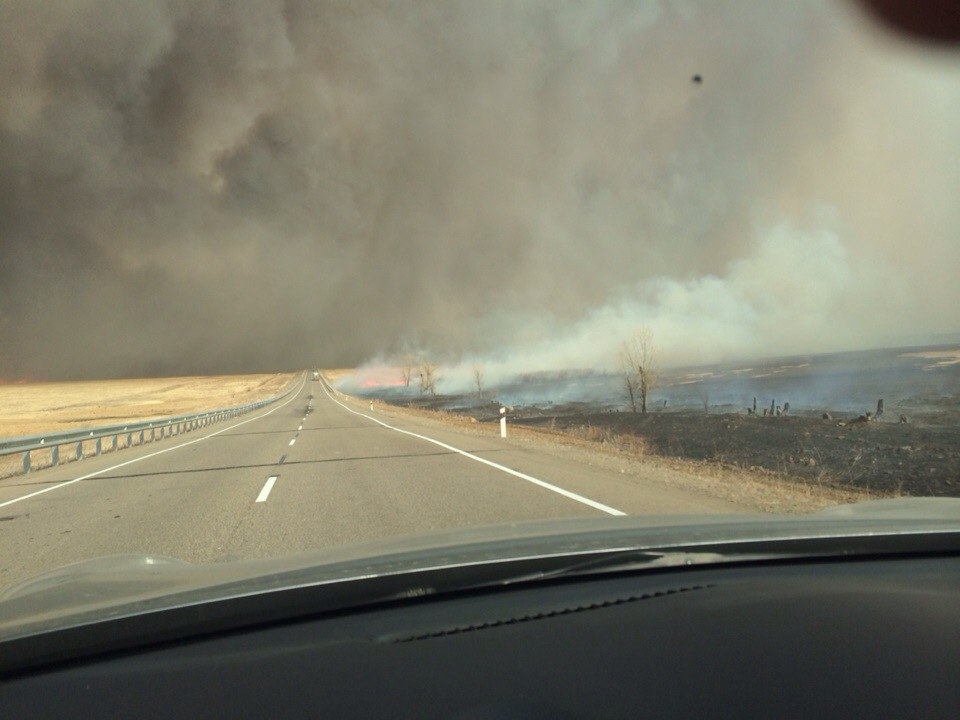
[0,374,745,592]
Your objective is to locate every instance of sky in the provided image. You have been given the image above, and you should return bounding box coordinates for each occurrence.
[1,0,958,380]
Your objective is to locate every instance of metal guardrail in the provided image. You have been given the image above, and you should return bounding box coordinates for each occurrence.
[0,373,305,475]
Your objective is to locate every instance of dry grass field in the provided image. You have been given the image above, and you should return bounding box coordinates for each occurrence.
[0,373,297,439]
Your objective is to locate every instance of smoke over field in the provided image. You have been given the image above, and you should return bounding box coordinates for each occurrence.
[1,1,958,380]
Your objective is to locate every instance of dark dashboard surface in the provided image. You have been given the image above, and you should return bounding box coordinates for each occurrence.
[2,556,959,718]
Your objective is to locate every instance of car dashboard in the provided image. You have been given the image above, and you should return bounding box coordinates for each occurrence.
[1,553,958,718]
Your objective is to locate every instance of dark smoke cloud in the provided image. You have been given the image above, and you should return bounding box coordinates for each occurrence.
[1,0,958,380]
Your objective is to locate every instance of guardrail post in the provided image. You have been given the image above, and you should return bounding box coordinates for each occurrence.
[95,437,102,456]
[51,445,59,466]
[126,432,133,447]
[22,451,30,474]
[138,430,144,445]
[75,441,83,460]
[110,435,117,452]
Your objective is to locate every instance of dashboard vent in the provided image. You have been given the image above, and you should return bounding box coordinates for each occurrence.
[390,584,713,643]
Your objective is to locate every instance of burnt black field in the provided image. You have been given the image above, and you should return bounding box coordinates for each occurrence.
[342,344,960,497]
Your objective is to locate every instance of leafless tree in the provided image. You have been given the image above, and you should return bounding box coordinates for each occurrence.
[697,386,709,413]
[619,327,658,414]
[418,358,438,396]
[398,354,415,388]
[621,371,638,413]
[472,364,484,400]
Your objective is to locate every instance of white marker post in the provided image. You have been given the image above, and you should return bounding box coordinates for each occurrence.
[500,407,507,438]
[370,402,374,411]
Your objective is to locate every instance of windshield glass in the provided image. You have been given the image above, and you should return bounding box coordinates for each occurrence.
[1,1,958,620]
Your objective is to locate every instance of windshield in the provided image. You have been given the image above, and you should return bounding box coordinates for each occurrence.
[1,1,958,617]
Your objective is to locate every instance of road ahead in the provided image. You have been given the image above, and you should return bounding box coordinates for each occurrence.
[0,374,744,592]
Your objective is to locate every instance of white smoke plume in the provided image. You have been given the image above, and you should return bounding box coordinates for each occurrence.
[1,1,957,380]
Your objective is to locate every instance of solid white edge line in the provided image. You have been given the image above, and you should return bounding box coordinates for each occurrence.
[317,377,625,517]
[256,476,278,503]
[0,375,308,509]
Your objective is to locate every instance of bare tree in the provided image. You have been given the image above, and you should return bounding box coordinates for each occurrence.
[418,358,438,396]
[621,371,638,413]
[697,386,709,413]
[472,364,484,400]
[398,354,415,388]
[619,327,658,414]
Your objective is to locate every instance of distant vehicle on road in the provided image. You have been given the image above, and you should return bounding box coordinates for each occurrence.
[312,371,320,381]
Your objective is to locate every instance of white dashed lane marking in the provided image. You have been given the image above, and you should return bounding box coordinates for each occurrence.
[256,476,278,503]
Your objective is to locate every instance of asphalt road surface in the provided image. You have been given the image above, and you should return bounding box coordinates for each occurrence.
[0,374,745,593]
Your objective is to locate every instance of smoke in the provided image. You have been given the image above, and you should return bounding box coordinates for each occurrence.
[1,1,958,380]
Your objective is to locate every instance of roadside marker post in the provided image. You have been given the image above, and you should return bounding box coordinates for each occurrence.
[500,407,507,438]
